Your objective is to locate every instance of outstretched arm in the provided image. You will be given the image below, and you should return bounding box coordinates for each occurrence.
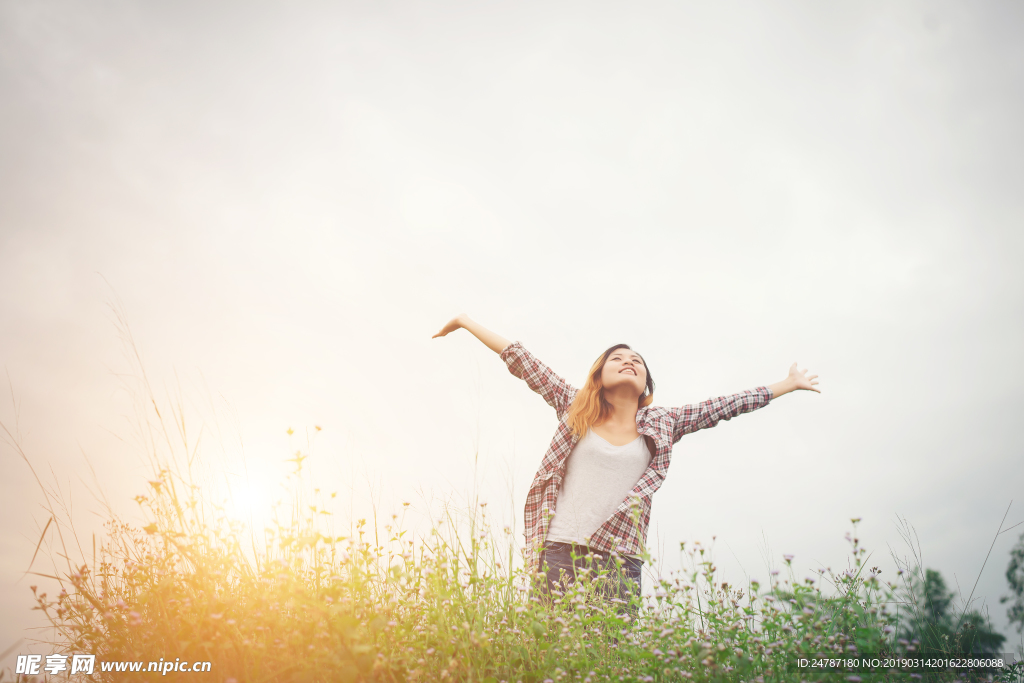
[432,313,511,354]
[767,363,820,399]
[433,313,576,418]
[669,364,820,444]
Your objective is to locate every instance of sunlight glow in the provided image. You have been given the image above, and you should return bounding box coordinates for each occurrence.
[223,480,277,526]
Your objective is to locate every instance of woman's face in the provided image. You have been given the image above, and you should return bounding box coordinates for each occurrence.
[600,348,647,395]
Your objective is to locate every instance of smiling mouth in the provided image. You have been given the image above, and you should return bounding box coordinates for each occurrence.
[620,369,637,375]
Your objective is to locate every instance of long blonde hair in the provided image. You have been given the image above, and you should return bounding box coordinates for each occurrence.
[565,344,655,440]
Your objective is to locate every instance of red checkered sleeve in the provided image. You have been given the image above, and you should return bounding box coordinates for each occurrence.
[499,342,577,420]
[668,387,772,444]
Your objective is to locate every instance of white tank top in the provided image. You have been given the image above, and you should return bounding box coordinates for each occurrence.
[546,427,652,552]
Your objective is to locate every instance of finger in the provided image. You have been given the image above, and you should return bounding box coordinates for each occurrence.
[807,374,818,380]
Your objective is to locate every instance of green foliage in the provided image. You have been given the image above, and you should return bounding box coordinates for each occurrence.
[1003,531,1024,635]
[894,567,1005,657]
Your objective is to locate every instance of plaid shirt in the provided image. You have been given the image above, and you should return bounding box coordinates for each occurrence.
[500,341,772,573]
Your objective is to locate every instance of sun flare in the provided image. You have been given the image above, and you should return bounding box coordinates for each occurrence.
[222,480,278,524]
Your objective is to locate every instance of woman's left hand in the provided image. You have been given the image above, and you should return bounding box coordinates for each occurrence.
[768,364,820,399]
[787,363,820,393]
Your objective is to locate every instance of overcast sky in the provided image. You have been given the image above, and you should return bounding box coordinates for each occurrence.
[2,0,1023,668]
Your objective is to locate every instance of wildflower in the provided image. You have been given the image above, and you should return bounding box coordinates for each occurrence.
[783,554,794,563]
[287,428,294,435]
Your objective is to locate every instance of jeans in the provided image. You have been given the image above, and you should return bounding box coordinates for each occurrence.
[535,541,643,613]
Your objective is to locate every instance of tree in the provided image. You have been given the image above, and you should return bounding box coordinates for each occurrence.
[898,568,1005,656]
[1002,530,1024,634]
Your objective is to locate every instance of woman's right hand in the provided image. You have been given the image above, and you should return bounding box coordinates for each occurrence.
[432,313,467,339]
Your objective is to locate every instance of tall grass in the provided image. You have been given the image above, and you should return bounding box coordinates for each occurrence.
[4,316,1021,682]
[12,435,1021,683]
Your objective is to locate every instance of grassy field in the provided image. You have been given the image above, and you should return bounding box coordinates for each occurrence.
[7,431,1020,683]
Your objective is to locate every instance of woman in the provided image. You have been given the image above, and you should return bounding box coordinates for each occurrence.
[432,313,820,604]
